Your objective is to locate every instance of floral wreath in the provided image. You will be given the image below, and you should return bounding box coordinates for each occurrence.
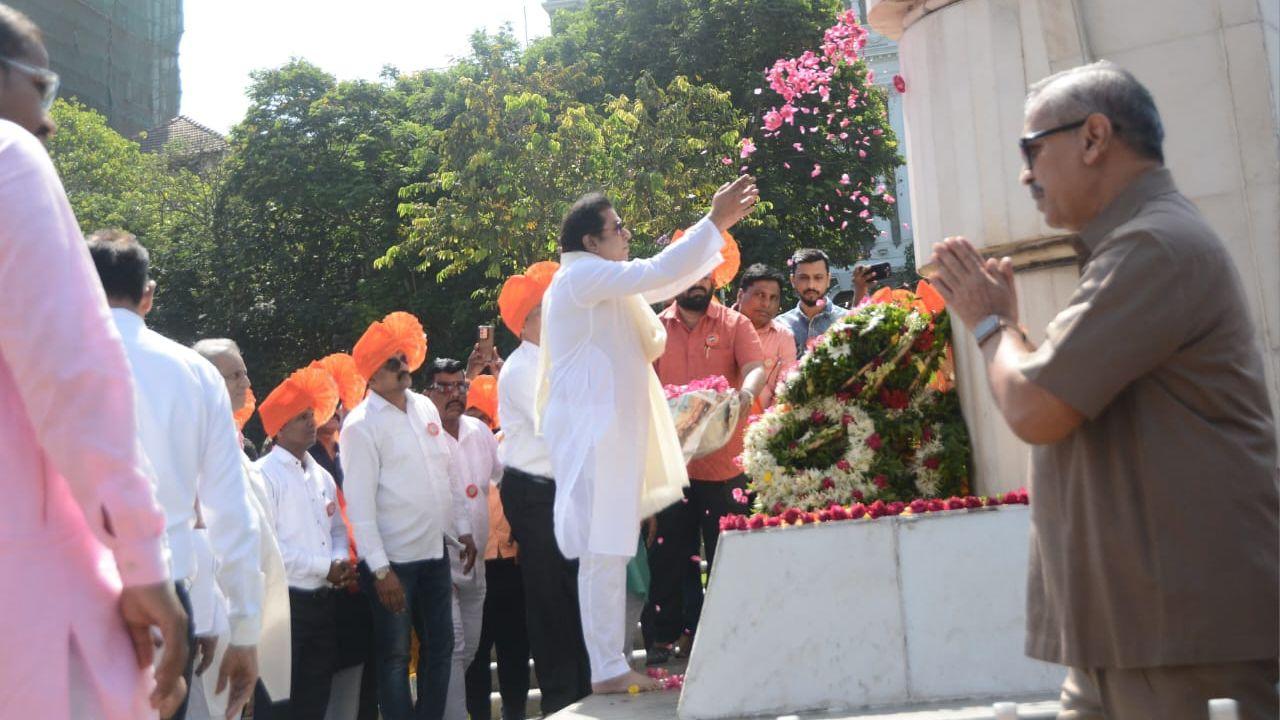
[739,282,970,513]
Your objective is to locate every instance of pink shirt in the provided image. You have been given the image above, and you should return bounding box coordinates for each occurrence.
[754,320,797,410]
[655,301,765,481]
[0,120,168,719]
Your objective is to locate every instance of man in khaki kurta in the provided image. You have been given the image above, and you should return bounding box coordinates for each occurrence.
[930,60,1278,720]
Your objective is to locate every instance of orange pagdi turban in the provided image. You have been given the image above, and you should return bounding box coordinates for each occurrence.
[498,261,559,338]
[466,374,499,429]
[670,228,740,289]
[310,352,367,409]
[352,311,428,380]
[233,388,256,431]
[258,367,340,438]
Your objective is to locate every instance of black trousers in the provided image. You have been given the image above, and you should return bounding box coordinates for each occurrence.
[333,578,378,720]
[642,475,749,645]
[498,468,591,715]
[255,588,339,720]
[171,582,196,720]
[464,557,532,720]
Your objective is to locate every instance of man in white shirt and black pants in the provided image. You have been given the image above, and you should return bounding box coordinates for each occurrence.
[255,367,355,718]
[495,263,593,715]
[89,230,264,720]
[342,312,478,720]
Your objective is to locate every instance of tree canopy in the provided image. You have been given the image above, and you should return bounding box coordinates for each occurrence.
[47,1,903,436]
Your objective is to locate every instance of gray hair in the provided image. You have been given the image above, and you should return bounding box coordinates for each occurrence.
[1026,60,1164,163]
[192,338,242,362]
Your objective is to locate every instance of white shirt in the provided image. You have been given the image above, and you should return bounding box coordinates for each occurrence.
[340,390,472,572]
[446,415,503,582]
[111,309,264,645]
[497,341,554,477]
[257,446,349,591]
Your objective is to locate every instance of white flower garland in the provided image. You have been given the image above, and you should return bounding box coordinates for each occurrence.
[741,396,877,512]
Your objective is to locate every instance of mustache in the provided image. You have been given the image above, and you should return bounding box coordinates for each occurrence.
[1029,183,1045,200]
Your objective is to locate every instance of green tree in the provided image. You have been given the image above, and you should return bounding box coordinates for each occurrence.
[391,31,742,295]
[525,0,898,273]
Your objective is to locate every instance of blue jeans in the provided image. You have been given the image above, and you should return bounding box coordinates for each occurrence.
[361,557,454,720]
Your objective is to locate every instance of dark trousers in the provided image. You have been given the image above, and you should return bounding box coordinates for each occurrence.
[255,588,339,720]
[498,468,591,715]
[171,582,196,720]
[464,557,531,720]
[642,476,749,645]
[359,556,453,720]
[334,578,378,720]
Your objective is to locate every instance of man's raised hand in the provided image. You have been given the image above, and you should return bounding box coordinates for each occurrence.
[709,175,760,232]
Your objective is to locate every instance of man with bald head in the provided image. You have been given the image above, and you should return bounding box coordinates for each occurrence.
[930,61,1277,719]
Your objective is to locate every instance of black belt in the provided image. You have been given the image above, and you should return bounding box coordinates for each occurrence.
[505,466,554,486]
[289,586,336,599]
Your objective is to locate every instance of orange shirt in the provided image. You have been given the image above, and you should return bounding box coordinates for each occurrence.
[753,320,798,410]
[485,487,517,561]
[655,301,765,481]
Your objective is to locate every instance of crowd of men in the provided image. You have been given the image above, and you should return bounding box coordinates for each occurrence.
[4,3,1278,720]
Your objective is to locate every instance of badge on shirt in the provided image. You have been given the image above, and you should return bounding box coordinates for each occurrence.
[326,501,337,517]
[466,484,479,499]
[427,422,440,437]
[705,334,720,348]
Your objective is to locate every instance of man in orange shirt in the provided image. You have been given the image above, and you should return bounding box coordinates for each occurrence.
[734,263,797,411]
[647,251,765,661]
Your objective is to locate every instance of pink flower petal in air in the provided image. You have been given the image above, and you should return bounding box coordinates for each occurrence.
[657,537,665,545]
[721,157,732,165]
[811,164,822,178]
[690,555,703,563]
[839,173,851,185]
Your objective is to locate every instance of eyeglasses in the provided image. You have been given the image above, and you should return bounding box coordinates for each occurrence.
[1018,118,1087,170]
[381,355,408,373]
[428,380,470,395]
[1,57,59,112]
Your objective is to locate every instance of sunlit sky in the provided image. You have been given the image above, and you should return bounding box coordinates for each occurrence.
[180,0,553,132]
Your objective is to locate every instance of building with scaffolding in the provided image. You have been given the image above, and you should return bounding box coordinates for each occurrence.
[9,0,182,137]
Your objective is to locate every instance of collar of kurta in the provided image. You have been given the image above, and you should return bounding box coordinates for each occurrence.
[365,388,411,414]
[266,443,312,471]
[1078,167,1178,251]
[110,306,147,334]
[559,250,595,268]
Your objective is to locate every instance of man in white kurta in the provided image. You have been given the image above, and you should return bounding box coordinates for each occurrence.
[536,176,759,692]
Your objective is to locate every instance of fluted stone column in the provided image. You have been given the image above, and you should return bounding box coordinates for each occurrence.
[869,0,1280,494]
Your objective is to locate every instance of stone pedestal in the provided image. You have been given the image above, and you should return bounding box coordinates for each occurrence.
[677,507,1061,719]
[867,0,1280,494]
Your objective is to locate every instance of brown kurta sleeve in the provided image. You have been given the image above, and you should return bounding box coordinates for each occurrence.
[1018,231,1206,419]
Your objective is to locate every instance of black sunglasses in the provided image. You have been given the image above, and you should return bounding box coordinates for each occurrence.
[1018,118,1087,170]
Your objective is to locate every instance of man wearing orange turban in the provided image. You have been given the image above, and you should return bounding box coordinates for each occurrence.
[255,367,355,719]
[464,374,499,430]
[648,230,765,664]
[498,259,594,713]
[304,352,377,719]
[341,311,477,719]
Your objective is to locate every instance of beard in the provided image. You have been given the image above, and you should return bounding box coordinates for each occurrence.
[799,290,824,307]
[676,290,713,312]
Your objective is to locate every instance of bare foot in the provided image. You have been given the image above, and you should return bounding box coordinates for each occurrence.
[592,669,660,694]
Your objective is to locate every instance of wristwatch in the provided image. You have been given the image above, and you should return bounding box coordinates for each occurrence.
[374,566,390,581]
[973,315,1027,348]
[973,314,1007,348]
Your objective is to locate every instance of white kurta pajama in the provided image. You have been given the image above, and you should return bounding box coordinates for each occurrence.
[444,415,503,720]
[537,215,725,681]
